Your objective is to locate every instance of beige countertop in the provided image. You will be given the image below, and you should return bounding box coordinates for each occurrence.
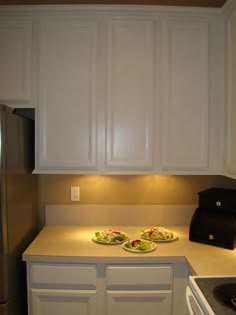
[23,225,236,276]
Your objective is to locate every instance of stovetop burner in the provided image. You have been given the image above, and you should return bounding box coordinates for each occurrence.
[195,277,236,315]
[214,283,236,311]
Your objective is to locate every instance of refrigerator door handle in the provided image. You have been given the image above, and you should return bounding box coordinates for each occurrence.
[0,106,8,303]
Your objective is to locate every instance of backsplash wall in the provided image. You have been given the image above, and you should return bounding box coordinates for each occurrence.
[38,175,236,227]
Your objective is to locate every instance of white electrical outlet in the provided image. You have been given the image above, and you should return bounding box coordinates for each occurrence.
[71,187,80,201]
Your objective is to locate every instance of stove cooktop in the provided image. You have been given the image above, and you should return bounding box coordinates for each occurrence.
[195,277,236,315]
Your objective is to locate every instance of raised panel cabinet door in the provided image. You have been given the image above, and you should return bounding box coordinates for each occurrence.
[161,18,209,171]
[31,289,97,315]
[226,16,236,174]
[104,18,157,171]
[0,19,32,102]
[106,290,172,315]
[36,18,98,172]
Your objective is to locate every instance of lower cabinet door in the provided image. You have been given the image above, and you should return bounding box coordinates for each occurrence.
[106,290,172,315]
[31,288,97,315]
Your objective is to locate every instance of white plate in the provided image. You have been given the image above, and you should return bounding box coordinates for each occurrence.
[141,228,178,242]
[122,240,157,253]
[92,231,128,245]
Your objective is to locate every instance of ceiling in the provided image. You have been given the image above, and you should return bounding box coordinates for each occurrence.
[0,0,228,7]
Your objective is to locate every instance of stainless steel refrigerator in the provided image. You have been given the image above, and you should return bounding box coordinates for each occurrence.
[0,105,38,315]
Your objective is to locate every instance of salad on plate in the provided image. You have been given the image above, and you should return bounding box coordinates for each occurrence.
[122,239,156,253]
[93,230,128,244]
[141,226,178,242]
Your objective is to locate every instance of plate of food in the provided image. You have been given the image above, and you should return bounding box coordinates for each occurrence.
[92,230,129,244]
[122,239,156,253]
[140,227,178,242]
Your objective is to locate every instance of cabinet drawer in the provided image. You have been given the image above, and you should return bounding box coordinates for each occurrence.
[106,265,173,289]
[30,264,97,287]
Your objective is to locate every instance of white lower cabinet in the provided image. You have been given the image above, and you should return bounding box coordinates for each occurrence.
[31,288,96,315]
[28,264,97,315]
[107,291,172,315]
[106,265,173,315]
[27,263,187,315]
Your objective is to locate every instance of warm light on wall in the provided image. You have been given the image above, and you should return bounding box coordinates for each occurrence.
[38,174,236,206]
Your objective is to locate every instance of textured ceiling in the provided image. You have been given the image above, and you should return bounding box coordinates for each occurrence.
[0,0,228,7]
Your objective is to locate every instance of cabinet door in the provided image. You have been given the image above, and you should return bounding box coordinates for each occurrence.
[36,18,98,172]
[226,15,236,175]
[104,18,157,172]
[0,19,32,102]
[31,288,96,315]
[161,18,209,171]
[107,290,172,315]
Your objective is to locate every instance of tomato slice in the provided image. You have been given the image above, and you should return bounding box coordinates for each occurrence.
[131,239,141,246]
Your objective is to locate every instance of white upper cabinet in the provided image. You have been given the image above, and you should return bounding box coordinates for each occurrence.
[103,18,157,172]
[24,6,224,174]
[225,8,236,177]
[36,14,159,174]
[161,18,209,171]
[160,16,224,173]
[0,18,32,104]
[36,17,98,172]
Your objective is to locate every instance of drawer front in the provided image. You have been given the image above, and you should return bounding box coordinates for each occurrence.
[30,264,97,287]
[106,265,173,289]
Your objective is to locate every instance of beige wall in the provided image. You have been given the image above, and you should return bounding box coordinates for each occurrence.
[38,174,236,226]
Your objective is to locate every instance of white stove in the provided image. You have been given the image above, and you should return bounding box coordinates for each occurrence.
[187,276,236,315]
